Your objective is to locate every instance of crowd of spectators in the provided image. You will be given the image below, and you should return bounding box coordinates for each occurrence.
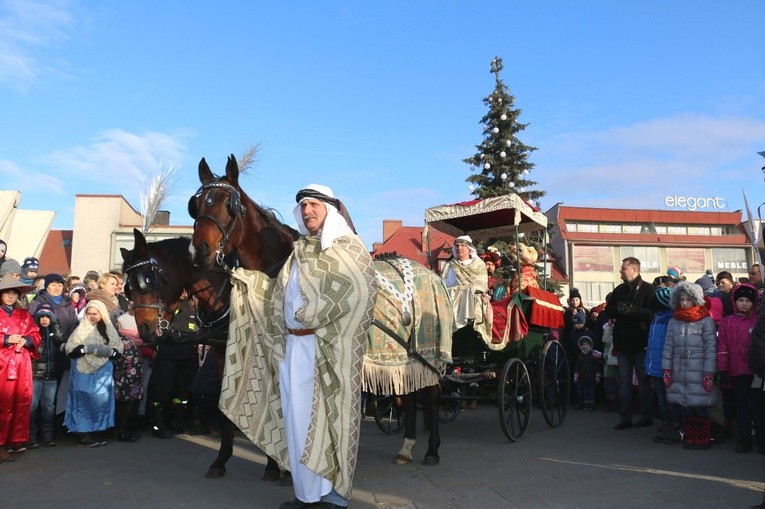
[0,241,211,463]
[559,259,765,452]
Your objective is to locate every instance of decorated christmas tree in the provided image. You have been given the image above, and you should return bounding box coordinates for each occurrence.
[463,56,543,202]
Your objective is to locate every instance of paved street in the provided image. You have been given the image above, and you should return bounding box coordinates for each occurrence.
[4,404,764,508]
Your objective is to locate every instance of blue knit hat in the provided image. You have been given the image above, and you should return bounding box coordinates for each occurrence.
[34,304,58,323]
[655,286,672,309]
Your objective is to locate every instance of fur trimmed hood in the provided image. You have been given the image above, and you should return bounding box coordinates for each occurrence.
[670,281,705,308]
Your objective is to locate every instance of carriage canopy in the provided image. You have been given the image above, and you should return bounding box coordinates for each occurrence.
[424,194,547,241]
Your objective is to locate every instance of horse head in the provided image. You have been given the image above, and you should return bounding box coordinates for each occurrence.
[121,228,189,342]
[188,154,296,274]
[188,155,248,269]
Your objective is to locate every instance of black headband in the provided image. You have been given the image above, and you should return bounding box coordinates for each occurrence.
[295,188,357,235]
[295,189,340,210]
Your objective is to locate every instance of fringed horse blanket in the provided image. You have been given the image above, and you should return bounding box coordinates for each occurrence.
[363,257,454,396]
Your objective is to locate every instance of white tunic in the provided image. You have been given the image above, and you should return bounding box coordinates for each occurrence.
[279,263,332,502]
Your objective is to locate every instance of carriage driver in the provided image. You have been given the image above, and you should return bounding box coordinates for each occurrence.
[441,236,493,356]
[273,184,377,509]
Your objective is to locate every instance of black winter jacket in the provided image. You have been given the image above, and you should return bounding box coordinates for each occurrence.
[604,276,655,354]
[31,322,65,380]
[28,291,78,341]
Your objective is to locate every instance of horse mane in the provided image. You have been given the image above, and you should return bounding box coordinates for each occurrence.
[122,236,191,269]
[236,187,301,242]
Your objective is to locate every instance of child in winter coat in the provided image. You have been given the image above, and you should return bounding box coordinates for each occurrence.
[717,283,762,453]
[662,282,718,449]
[28,304,64,448]
[573,335,600,410]
[645,287,682,444]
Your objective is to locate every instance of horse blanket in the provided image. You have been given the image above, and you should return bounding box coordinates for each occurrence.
[363,258,454,395]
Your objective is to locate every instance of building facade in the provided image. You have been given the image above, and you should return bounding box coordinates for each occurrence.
[70,194,192,278]
[546,204,753,307]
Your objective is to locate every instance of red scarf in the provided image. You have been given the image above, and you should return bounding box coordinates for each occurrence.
[673,305,709,323]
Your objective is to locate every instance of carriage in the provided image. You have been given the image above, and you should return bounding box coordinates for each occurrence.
[373,194,569,441]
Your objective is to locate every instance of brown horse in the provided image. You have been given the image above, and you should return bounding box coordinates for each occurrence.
[120,228,285,481]
[188,155,449,466]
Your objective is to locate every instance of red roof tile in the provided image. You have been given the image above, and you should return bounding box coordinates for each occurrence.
[39,230,72,276]
[371,224,454,268]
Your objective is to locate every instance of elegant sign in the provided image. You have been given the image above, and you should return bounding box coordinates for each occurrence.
[664,195,725,211]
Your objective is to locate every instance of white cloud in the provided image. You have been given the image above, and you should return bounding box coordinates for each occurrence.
[535,114,765,210]
[42,128,191,189]
[0,0,77,89]
[0,158,65,193]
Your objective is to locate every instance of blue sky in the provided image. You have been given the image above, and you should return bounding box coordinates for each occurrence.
[2,1,765,248]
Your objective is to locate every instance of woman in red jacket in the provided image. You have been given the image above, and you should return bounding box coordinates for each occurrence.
[0,274,41,462]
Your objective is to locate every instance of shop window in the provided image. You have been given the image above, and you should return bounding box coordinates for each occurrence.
[620,246,660,273]
[601,224,622,233]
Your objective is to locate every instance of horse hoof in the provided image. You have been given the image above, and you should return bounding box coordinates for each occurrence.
[205,467,226,479]
[394,454,412,465]
[262,469,280,482]
[422,455,440,466]
[279,471,293,487]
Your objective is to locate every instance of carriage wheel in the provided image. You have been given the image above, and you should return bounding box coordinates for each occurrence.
[438,383,462,423]
[372,394,405,435]
[539,339,570,428]
[497,358,532,442]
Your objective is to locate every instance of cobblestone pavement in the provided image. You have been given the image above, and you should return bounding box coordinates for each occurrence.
[4,404,764,508]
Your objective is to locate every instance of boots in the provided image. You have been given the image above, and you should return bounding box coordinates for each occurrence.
[755,426,765,454]
[663,422,683,445]
[150,402,174,439]
[695,417,711,450]
[117,402,139,442]
[735,422,753,453]
[79,432,100,447]
[682,417,697,449]
[170,399,188,433]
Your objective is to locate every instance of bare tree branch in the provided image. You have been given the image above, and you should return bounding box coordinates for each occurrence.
[140,164,179,234]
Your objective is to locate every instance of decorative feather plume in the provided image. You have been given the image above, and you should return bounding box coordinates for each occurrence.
[236,143,260,175]
[140,164,178,234]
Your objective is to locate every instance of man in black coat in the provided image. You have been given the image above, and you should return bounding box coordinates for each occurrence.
[604,257,655,430]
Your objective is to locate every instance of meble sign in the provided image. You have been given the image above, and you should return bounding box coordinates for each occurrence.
[664,195,726,211]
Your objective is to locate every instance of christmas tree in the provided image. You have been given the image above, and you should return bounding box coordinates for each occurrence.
[463,56,543,202]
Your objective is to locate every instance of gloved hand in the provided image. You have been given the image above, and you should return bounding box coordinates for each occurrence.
[573,372,579,383]
[84,343,98,355]
[93,344,112,357]
[702,374,714,393]
[616,302,630,315]
[663,369,673,388]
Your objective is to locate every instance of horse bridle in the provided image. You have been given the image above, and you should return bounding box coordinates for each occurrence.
[124,255,232,338]
[123,257,177,336]
[189,181,245,270]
